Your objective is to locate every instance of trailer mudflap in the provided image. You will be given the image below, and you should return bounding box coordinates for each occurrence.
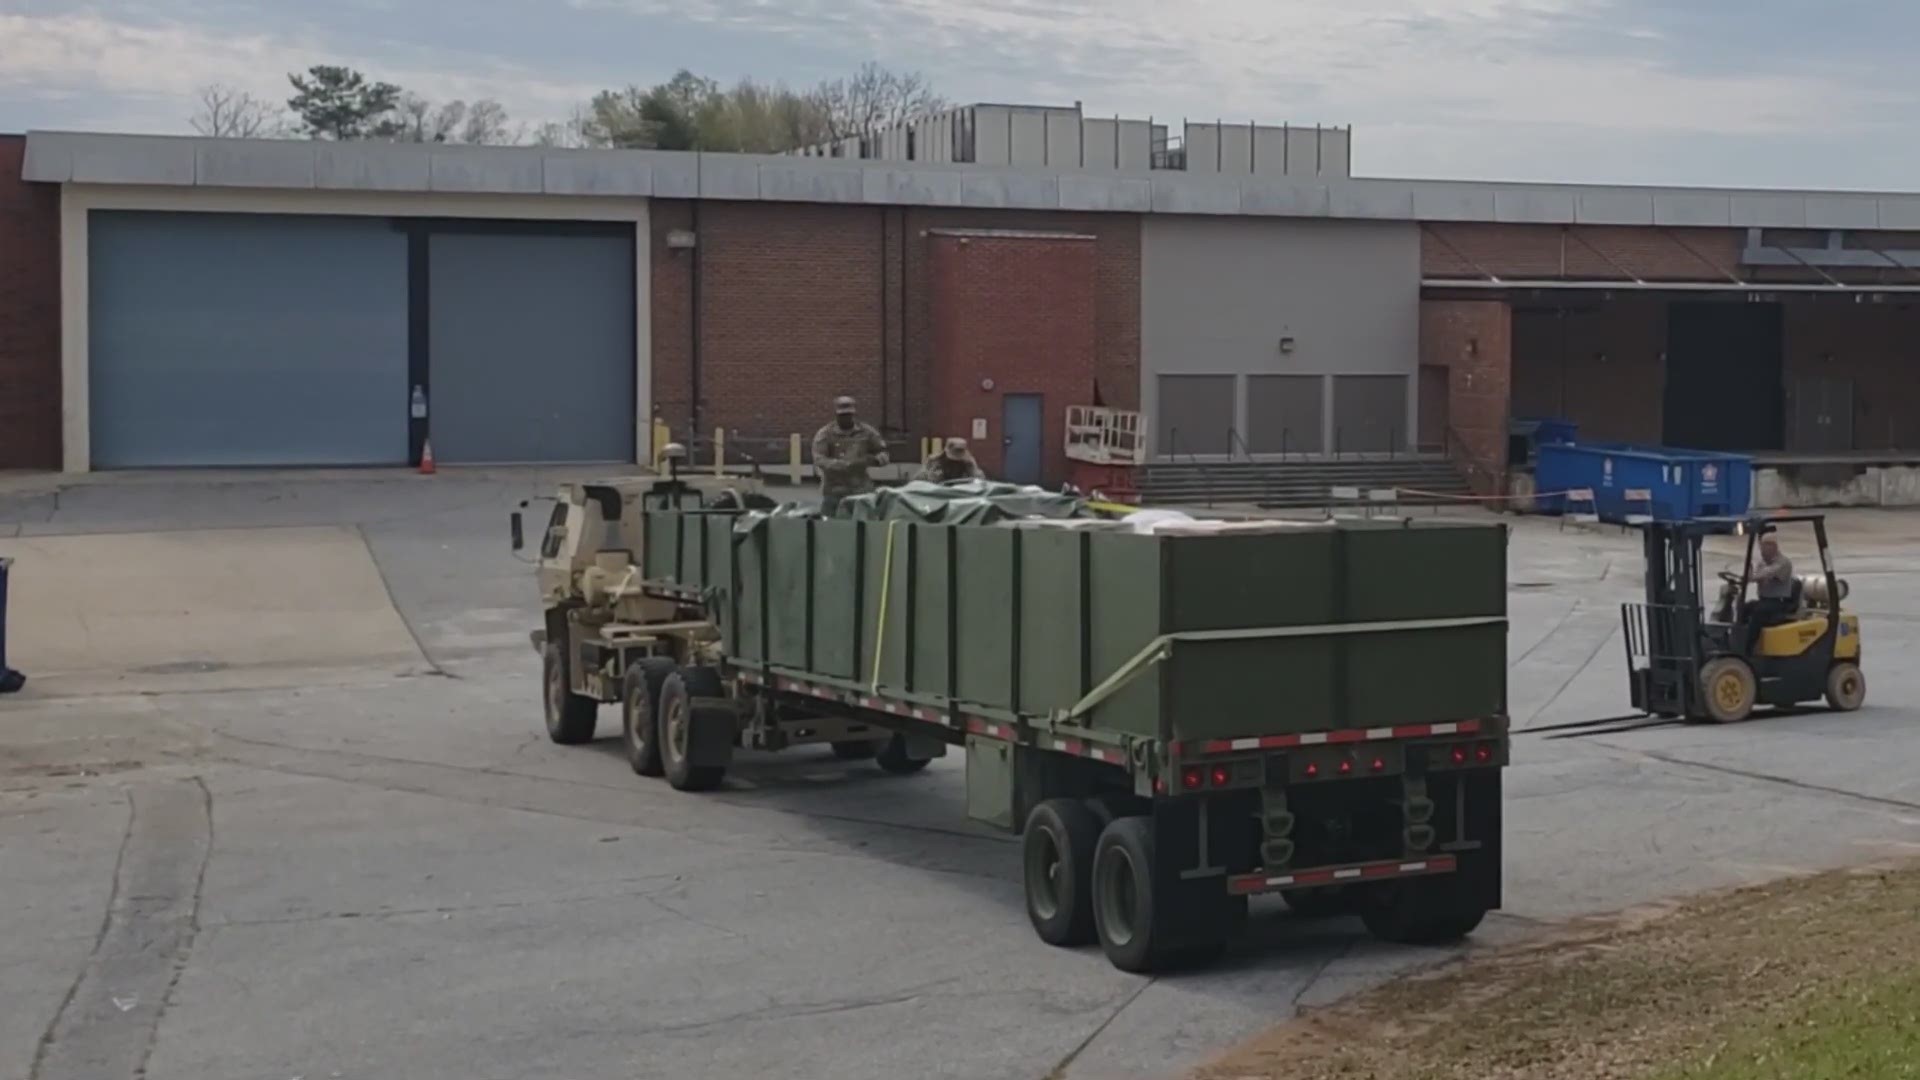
[685,696,739,767]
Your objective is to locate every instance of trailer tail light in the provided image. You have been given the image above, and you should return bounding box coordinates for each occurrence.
[1371,757,1386,773]
[1304,762,1320,779]
[1181,766,1205,791]
[1474,743,1494,764]
[1337,758,1353,775]
[1210,765,1232,788]
[1450,746,1468,766]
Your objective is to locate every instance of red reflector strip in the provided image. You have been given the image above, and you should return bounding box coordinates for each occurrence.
[1039,734,1127,766]
[1226,854,1458,896]
[964,716,1017,742]
[768,677,949,726]
[1194,719,1484,756]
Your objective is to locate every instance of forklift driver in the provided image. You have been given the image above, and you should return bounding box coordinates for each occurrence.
[1744,533,1798,637]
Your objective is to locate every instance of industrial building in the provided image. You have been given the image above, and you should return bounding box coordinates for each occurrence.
[4,119,1919,504]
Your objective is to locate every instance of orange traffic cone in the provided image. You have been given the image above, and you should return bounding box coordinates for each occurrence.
[419,439,437,475]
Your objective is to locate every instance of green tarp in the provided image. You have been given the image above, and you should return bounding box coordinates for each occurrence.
[837,480,1091,525]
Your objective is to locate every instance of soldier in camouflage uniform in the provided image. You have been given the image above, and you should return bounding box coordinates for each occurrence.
[917,437,985,484]
[812,396,889,516]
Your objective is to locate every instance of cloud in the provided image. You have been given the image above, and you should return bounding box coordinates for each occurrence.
[0,11,601,132]
[2,0,1917,187]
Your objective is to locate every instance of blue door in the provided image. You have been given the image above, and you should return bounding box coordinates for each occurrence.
[1002,393,1044,485]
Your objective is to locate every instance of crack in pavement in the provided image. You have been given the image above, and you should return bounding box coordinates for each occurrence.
[29,777,213,1080]
[1042,978,1155,1080]
[29,789,134,1080]
[1602,744,1920,815]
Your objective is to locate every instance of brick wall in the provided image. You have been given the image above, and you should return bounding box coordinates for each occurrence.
[650,199,1141,459]
[0,135,60,470]
[906,210,1138,441]
[1419,299,1510,493]
[1783,298,1920,451]
[928,232,1097,484]
[1511,299,1666,444]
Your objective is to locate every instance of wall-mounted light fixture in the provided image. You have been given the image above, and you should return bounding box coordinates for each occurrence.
[1278,336,1297,354]
[666,230,697,250]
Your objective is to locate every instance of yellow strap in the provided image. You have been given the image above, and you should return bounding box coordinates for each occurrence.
[869,520,900,692]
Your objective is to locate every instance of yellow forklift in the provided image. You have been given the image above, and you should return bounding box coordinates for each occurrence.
[1622,513,1863,723]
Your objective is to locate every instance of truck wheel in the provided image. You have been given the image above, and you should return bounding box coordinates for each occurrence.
[660,668,728,792]
[875,734,932,775]
[1023,799,1102,947]
[1091,817,1179,973]
[1359,875,1488,945]
[1699,657,1757,723]
[621,658,678,777]
[1826,662,1866,712]
[1281,886,1350,919]
[830,740,877,760]
[542,642,599,745]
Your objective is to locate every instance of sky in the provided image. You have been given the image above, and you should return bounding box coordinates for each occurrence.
[1,0,1915,189]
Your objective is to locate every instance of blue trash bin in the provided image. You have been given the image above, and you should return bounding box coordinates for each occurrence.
[1683,452,1753,519]
[1534,442,1688,521]
[0,557,20,693]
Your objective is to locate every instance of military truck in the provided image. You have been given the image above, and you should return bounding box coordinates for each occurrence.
[515,471,1510,972]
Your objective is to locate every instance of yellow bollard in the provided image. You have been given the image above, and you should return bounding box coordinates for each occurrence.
[651,420,670,471]
[789,433,803,486]
[713,427,725,477]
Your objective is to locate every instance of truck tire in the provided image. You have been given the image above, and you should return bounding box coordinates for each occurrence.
[830,740,877,760]
[1091,817,1182,973]
[1023,799,1102,947]
[1699,657,1757,723]
[621,657,678,777]
[660,668,729,792]
[875,733,932,775]
[542,641,599,745]
[1359,874,1488,945]
[1826,662,1865,712]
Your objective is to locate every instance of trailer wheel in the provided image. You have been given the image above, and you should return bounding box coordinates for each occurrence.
[875,734,932,775]
[542,642,598,745]
[660,668,729,792]
[1092,817,1194,973]
[621,657,678,777]
[1826,662,1865,712]
[1023,799,1102,947]
[1699,657,1757,723]
[830,740,877,760]
[1359,875,1488,945]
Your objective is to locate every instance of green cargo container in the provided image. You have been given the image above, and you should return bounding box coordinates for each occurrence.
[677,514,1505,743]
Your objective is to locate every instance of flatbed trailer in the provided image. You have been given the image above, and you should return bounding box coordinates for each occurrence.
[519,476,1509,972]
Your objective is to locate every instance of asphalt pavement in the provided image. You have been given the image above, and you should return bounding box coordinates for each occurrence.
[3,473,1918,1080]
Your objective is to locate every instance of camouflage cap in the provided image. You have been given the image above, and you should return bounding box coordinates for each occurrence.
[834,395,857,413]
[943,437,970,457]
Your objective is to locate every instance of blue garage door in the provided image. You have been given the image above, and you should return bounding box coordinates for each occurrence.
[427,230,635,463]
[89,211,409,467]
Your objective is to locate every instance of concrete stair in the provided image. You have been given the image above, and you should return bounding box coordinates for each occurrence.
[1136,457,1473,508]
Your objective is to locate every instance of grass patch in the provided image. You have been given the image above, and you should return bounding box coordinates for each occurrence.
[1197,863,1920,1080]
[1658,970,1920,1080]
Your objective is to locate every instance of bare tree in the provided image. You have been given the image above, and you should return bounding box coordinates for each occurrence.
[529,108,595,149]
[189,84,286,138]
[812,62,946,140]
[389,93,463,143]
[458,99,516,145]
[386,94,518,145]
